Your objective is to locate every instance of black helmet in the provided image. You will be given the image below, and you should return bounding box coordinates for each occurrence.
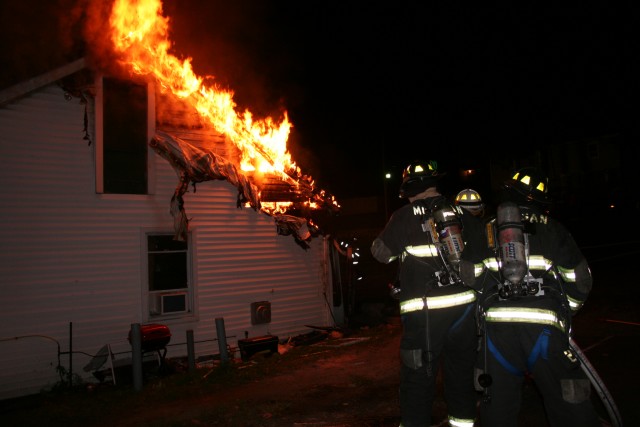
[502,167,551,205]
[399,160,443,198]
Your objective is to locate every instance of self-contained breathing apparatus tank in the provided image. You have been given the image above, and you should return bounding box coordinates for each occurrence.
[497,202,527,284]
[432,200,465,268]
[496,201,541,299]
[427,200,465,286]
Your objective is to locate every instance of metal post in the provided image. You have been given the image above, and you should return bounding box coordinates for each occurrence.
[346,246,354,321]
[215,318,229,362]
[130,323,143,391]
[68,322,73,387]
[186,329,196,372]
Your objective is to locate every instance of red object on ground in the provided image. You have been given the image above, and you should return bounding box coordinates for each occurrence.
[128,324,171,352]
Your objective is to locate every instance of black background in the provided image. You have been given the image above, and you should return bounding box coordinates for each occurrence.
[1,1,636,200]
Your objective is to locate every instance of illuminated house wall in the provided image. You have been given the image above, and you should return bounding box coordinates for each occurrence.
[0,59,341,400]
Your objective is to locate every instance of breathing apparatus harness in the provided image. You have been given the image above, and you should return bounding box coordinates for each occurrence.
[476,204,622,426]
[477,202,578,402]
[390,197,473,378]
[388,197,467,298]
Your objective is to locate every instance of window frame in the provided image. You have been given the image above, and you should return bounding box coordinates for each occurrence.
[94,75,156,195]
[141,230,196,321]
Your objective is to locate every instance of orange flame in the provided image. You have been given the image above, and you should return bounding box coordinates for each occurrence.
[109,0,295,177]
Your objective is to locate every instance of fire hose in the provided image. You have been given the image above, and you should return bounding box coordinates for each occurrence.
[569,337,623,427]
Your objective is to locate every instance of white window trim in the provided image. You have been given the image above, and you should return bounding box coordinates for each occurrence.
[94,75,156,195]
[140,229,196,322]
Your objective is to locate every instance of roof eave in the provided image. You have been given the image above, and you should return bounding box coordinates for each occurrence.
[0,57,86,106]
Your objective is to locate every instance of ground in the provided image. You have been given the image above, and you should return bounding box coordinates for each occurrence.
[119,322,405,427]
[2,321,405,427]
[2,255,639,427]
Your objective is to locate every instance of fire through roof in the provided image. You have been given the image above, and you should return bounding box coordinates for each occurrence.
[102,0,341,248]
[150,130,339,249]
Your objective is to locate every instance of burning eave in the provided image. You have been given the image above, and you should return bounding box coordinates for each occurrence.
[150,131,339,249]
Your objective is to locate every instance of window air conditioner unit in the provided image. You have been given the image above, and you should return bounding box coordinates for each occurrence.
[160,292,187,315]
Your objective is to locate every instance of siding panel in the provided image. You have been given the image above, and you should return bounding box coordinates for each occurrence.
[0,81,333,399]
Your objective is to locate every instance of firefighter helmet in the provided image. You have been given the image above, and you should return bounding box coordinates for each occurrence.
[455,188,485,216]
[502,167,551,205]
[399,160,443,198]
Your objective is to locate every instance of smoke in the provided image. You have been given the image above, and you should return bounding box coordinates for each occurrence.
[161,1,299,120]
[1,0,299,108]
[80,0,125,77]
[0,0,85,87]
[148,1,314,176]
[0,0,320,186]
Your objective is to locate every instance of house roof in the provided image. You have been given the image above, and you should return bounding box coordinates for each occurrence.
[0,59,340,248]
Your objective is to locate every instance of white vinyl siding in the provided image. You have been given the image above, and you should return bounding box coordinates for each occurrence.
[0,80,333,400]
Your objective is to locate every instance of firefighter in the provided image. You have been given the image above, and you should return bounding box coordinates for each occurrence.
[468,167,601,427]
[371,160,484,427]
[455,188,486,219]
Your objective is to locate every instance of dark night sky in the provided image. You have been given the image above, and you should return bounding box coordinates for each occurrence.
[0,1,636,200]
[159,1,637,200]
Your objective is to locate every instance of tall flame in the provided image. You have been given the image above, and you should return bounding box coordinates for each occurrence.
[109,0,295,176]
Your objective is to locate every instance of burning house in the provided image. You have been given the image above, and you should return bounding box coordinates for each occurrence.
[0,0,352,399]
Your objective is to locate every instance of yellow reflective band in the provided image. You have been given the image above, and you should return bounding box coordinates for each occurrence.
[400,290,476,313]
[400,299,425,313]
[484,258,500,271]
[427,291,476,308]
[567,295,584,312]
[405,245,439,257]
[527,256,552,270]
[474,263,485,277]
[484,257,553,272]
[486,307,566,331]
[449,417,475,427]
[557,266,577,282]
